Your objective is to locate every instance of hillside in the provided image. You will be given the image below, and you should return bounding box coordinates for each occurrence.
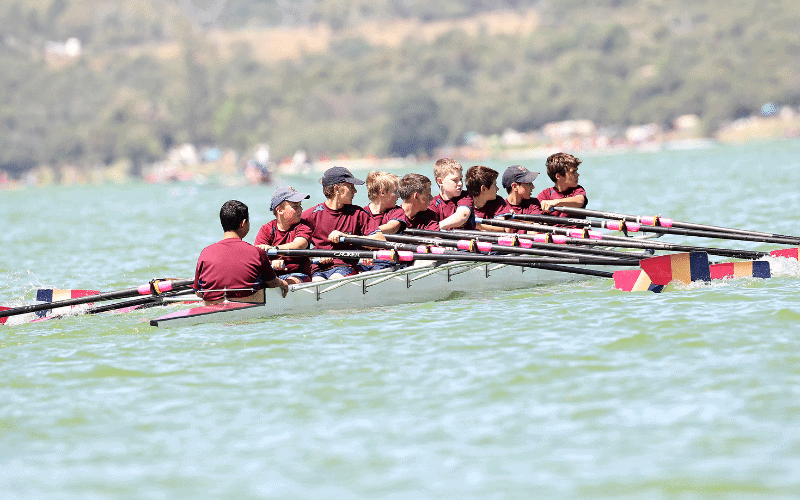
[1,0,799,177]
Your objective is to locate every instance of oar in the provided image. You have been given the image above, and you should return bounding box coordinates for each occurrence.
[0,278,194,321]
[381,233,641,265]
[613,252,712,292]
[553,206,800,243]
[513,212,800,245]
[474,217,770,260]
[402,227,653,259]
[337,236,639,278]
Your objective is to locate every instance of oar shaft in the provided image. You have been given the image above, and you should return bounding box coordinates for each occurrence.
[474,218,766,259]
[0,279,194,319]
[553,206,800,243]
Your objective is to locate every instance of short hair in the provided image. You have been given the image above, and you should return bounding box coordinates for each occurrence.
[397,173,431,201]
[366,171,399,201]
[546,152,582,182]
[322,184,336,199]
[220,200,249,232]
[433,158,463,182]
[465,165,498,197]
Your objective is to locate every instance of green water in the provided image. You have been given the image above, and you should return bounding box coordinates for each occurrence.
[3,141,800,498]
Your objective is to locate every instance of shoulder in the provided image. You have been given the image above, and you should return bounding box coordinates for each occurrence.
[302,203,327,218]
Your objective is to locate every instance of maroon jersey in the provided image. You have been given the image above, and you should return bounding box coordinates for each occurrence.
[385,206,440,231]
[537,185,588,218]
[429,191,475,229]
[506,197,543,233]
[474,196,512,220]
[364,203,399,227]
[194,238,277,302]
[506,197,543,216]
[254,219,313,275]
[302,202,380,272]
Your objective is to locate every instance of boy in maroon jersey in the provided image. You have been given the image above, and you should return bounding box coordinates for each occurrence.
[194,200,288,303]
[429,158,475,230]
[364,171,400,231]
[503,164,542,233]
[255,187,313,284]
[465,165,512,232]
[381,173,440,234]
[302,166,386,281]
[537,152,588,217]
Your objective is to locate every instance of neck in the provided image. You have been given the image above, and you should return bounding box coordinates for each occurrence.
[223,230,242,240]
[276,217,294,232]
[369,200,391,214]
[439,188,454,202]
[506,191,523,206]
[474,192,492,209]
[402,200,420,219]
[325,197,346,211]
[554,180,570,193]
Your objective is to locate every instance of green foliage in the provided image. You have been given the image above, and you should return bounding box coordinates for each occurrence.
[2,0,800,174]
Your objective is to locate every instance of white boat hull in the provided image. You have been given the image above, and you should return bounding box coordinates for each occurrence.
[150,260,610,328]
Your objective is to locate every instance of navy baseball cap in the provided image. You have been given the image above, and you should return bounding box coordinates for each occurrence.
[320,166,365,187]
[501,165,539,190]
[270,187,310,211]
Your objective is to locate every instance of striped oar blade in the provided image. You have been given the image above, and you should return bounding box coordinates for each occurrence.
[769,248,800,260]
[709,261,771,280]
[35,289,100,318]
[613,269,665,293]
[639,252,711,286]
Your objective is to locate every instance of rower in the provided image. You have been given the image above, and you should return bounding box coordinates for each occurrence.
[503,164,542,233]
[254,187,313,284]
[429,158,475,230]
[465,165,512,232]
[194,200,288,304]
[364,171,400,229]
[381,173,440,234]
[537,152,588,217]
[302,166,386,281]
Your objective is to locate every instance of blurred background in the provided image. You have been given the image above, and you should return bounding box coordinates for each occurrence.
[1,0,799,187]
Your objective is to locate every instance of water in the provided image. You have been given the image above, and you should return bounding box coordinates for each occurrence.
[2,141,800,498]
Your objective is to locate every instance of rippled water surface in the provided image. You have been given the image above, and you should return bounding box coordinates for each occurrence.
[3,141,800,498]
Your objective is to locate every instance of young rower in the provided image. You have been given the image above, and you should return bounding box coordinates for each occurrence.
[254,187,313,284]
[194,200,288,303]
[503,164,542,233]
[429,158,475,230]
[302,166,386,281]
[537,152,588,217]
[364,171,400,231]
[381,173,440,234]
[465,165,512,232]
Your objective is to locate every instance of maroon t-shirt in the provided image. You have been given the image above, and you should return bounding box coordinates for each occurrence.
[537,185,588,218]
[506,197,544,233]
[194,238,277,301]
[429,191,475,229]
[474,196,512,220]
[254,219,313,275]
[384,206,440,231]
[364,203,399,227]
[302,202,380,272]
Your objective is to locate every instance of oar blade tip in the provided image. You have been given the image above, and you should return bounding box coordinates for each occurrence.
[709,261,771,280]
[769,248,800,260]
[613,270,664,293]
[640,252,710,286]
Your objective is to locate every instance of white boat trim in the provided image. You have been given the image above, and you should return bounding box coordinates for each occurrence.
[150,259,612,328]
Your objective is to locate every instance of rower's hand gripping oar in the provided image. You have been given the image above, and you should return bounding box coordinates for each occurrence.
[0,278,194,323]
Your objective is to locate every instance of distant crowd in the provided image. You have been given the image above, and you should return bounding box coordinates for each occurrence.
[194,153,587,303]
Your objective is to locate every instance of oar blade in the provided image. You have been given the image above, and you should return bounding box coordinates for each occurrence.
[639,252,710,286]
[613,269,665,293]
[709,261,771,280]
[769,248,800,260]
[0,307,9,325]
[34,289,101,319]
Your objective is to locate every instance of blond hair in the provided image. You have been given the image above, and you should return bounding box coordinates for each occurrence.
[365,171,399,201]
[433,158,463,183]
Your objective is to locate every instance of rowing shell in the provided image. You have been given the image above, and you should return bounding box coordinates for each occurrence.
[149,260,609,328]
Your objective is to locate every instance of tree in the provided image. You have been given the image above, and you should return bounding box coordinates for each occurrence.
[386,94,449,158]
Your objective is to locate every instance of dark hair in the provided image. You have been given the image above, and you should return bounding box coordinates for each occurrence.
[546,152,582,182]
[219,200,249,232]
[465,165,498,197]
[397,173,431,201]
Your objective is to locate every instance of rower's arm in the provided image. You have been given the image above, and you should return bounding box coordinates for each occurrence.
[541,195,586,212]
[475,222,507,232]
[379,220,403,235]
[439,206,471,230]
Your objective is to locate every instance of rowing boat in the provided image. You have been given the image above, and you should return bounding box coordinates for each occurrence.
[149,259,610,328]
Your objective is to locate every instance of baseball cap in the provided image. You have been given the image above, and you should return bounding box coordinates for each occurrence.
[501,165,539,190]
[320,166,365,187]
[270,186,310,211]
